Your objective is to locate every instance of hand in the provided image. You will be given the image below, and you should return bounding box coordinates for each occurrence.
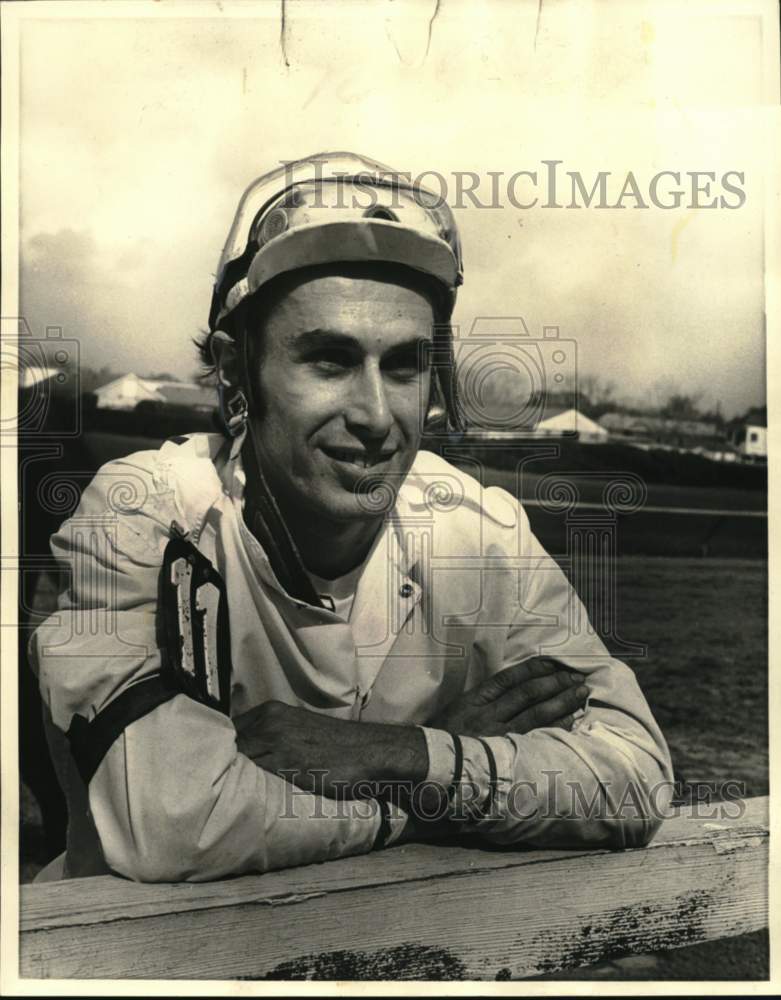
[234,701,428,799]
[428,657,589,737]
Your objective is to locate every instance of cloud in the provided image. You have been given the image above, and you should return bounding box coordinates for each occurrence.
[15,9,770,416]
[20,227,208,379]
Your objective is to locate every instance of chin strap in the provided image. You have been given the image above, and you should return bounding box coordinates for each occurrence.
[238,329,324,608]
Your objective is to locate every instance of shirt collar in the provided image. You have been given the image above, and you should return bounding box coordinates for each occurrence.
[223,431,424,580]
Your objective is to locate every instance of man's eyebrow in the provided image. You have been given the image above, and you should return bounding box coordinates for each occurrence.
[292,329,433,354]
[292,329,359,351]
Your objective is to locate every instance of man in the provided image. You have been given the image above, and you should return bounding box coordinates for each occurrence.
[31,152,672,882]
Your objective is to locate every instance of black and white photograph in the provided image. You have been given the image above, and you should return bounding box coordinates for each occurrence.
[1,0,777,990]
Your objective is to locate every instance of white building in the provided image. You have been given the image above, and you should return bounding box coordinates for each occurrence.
[20,366,61,389]
[598,411,721,450]
[740,422,767,460]
[727,408,767,461]
[94,374,214,412]
[536,408,609,443]
[94,374,160,410]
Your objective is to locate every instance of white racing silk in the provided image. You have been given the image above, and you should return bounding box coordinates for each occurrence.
[31,433,673,882]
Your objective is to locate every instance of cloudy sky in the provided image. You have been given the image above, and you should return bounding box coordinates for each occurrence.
[14,0,777,416]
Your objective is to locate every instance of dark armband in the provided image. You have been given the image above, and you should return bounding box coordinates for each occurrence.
[372,796,393,850]
[67,673,180,786]
[66,520,233,786]
[475,737,499,818]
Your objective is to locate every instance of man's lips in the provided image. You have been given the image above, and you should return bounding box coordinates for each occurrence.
[321,446,397,469]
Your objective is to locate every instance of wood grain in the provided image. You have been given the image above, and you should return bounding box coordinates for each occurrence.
[19,797,768,980]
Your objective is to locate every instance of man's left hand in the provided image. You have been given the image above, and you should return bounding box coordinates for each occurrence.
[234,700,428,799]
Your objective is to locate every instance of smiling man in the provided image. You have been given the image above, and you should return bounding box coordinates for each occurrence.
[216,265,438,574]
[32,153,672,881]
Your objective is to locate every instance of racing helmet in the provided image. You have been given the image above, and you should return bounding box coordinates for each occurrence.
[209,151,464,431]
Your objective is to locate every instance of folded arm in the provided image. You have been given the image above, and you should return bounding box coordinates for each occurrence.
[243,521,674,852]
[30,456,402,882]
[420,529,674,849]
[234,659,589,843]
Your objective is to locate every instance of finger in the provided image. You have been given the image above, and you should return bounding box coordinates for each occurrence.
[507,682,589,734]
[479,657,562,700]
[494,670,584,721]
[551,714,575,730]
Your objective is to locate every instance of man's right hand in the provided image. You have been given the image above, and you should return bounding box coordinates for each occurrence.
[427,657,589,738]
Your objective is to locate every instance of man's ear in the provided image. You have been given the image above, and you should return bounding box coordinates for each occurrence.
[210,330,240,389]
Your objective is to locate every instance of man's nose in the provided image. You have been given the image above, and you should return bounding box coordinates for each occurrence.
[344,363,394,439]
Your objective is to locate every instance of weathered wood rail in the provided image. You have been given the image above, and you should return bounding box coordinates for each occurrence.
[20,797,768,981]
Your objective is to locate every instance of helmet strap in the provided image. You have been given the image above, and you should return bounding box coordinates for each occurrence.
[236,327,323,608]
[431,323,464,433]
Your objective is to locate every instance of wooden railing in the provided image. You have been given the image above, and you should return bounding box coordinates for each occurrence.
[19,796,768,981]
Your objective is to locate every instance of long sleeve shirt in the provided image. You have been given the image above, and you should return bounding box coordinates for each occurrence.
[31,431,673,881]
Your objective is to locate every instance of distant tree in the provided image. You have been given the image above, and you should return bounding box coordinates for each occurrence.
[661,392,703,420]
[144,371,179,382]
[735,405,767,427]
[700,400,726,429]
[573,373,617,418]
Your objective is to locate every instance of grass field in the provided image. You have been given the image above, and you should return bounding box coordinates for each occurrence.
[538,553,769,980]
[19,554,768,977]
[604,557,767,798]
[476,463,768,559]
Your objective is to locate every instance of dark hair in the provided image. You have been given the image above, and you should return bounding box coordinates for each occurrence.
[195,262,462,429]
